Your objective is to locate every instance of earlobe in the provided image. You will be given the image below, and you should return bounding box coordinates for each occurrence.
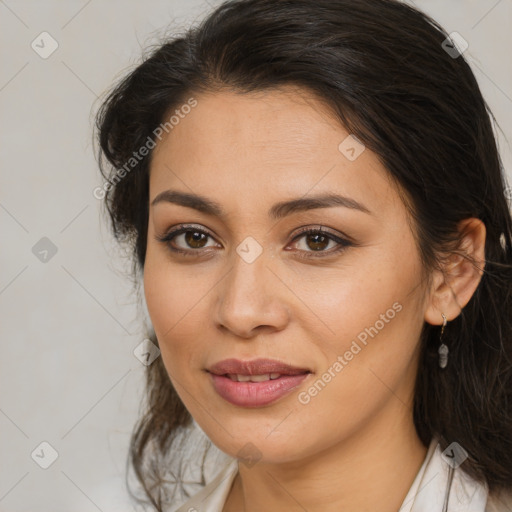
[424,218,486,325]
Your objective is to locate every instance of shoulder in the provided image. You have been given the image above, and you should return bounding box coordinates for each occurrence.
[486,487,512,512]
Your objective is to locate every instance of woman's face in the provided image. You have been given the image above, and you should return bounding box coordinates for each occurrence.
[144,87,431,464]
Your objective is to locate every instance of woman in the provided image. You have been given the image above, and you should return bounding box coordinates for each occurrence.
[95,0,512,510]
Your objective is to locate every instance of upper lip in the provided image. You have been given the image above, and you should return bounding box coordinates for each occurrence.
[207,358,311,376]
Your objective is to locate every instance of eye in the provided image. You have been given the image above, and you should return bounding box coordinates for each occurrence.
[155,224,219,257]
[155,224,353,259]
[287,226,352,259]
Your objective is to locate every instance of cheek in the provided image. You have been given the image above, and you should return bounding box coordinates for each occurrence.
[295,240,425,400]
[295,246,418,348]
[142,251,215,378]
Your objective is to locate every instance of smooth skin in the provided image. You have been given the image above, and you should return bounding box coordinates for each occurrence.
[143,86,486,512]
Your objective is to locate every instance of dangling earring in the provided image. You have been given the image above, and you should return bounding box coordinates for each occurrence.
[438,313,449,369]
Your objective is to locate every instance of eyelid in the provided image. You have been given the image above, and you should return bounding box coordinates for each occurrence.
[290,225,352,243]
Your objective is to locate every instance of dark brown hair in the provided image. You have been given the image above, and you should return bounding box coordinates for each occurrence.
[94,0,512,509]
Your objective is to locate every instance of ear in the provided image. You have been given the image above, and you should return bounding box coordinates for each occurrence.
[424,218,486,325]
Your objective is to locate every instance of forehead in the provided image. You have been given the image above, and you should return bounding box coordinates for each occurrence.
[149,87,400,219]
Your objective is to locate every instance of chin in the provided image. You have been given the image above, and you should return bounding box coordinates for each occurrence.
[207,430,308,466]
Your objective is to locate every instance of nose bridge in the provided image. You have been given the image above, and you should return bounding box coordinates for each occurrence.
[214,243,288,337]
[222,245,272,312]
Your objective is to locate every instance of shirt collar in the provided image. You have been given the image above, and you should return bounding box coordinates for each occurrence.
[400,437,488,512]
[173,437,489,512]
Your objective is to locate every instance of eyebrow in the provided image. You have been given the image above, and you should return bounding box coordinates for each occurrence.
[150,189,372,220]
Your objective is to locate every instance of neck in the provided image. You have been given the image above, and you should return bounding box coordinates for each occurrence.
[224,401,429,512]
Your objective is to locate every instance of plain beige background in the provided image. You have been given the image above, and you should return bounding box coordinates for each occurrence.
[1,1,511,510]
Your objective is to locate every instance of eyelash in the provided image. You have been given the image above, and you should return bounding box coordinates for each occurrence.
[155,223,353,260]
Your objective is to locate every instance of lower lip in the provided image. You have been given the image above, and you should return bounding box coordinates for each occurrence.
[208,372,310,407]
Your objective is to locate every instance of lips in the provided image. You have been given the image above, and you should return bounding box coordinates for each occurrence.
[206,358,312,407]
[207,358,311,377]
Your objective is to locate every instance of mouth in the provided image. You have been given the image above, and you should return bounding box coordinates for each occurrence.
[206,358,312,407]
[207,357,311,376]
[223,372,292,382]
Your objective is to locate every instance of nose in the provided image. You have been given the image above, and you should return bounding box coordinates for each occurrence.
[214,251,290,339]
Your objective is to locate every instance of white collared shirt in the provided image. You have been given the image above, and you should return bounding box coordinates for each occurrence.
[172,437,511,512]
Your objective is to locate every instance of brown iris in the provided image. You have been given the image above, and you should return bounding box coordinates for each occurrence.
[305,233,329,251]
[184,230,208,249]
